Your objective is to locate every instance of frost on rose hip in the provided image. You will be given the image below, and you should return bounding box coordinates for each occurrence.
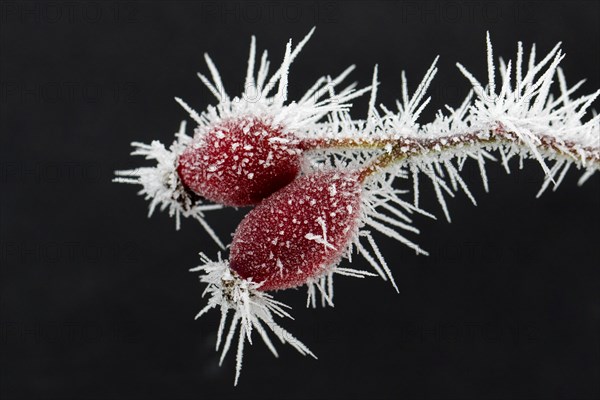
[177,117,302,206]
[230,170,362,289]
[114,28,372,243]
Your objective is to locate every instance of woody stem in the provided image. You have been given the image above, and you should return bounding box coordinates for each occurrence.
[347,126,600,183]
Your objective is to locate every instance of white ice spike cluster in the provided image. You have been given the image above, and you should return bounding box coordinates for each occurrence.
[362,32,600,222]
[114,121,225,247]
[176,27,371,139]
[190,253,316,386]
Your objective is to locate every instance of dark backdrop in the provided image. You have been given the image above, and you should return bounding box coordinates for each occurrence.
[1,1,599,399]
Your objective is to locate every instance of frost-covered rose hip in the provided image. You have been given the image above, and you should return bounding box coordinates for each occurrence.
[224,167,427,295]
[229,170,362,289]
[176,117,301,206]
[191,170,365,385]
[191,166,429,383]
[115,29,371,244]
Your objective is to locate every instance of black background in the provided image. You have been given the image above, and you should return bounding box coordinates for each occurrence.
[1,1,599,399]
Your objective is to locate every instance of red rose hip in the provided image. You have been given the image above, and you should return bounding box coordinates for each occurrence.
[229,170,363,291]
[177,116,302,207]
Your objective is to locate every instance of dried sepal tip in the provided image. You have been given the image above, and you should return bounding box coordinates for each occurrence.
[113,121,225,248]
[191,253,316,386]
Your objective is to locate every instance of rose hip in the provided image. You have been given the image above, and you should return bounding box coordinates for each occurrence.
[229,170,362,290]
[177,117,302,207]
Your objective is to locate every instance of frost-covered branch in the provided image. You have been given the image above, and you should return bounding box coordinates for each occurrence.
[118,30,600,386]
[306,33,599,221]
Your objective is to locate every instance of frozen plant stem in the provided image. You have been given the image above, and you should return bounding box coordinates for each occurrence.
[357,126,600,182]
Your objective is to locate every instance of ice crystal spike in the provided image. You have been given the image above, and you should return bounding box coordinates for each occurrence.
[190,253,316,386]
[113,121,225,248]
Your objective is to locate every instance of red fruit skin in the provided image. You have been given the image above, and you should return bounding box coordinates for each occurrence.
[176,117,301,207]
[229,171,363,291]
